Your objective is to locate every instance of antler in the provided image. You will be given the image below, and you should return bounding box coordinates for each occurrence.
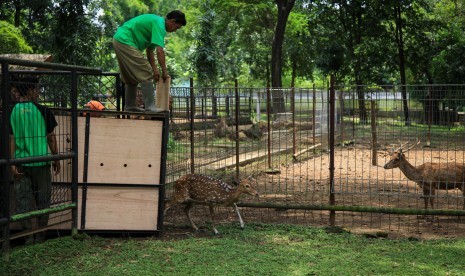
[397,139,408,151]
[397,139,421,153]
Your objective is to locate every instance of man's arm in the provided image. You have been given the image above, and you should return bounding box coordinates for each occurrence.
[155,46,170,82]
[9,135,22,179]
[47,132,61,175]
[146,48,161,82]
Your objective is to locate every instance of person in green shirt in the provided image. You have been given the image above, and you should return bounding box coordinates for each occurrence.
[9,76,60,244]
[113,10,186,112]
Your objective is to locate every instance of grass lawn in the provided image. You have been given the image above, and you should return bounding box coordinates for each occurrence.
[1,223,465,276]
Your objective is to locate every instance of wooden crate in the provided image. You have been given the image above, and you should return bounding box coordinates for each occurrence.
[48,114,166,232]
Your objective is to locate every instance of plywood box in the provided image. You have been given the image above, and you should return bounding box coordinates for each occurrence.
[49,114,167,232]
[78,117,163,184]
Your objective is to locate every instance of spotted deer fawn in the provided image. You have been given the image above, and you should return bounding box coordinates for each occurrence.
[383,140,465,210]
[164,174,259,234]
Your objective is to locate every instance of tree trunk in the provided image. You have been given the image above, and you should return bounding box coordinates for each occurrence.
[356,78,367,124]
[14,1,21,27]
[395,3,410,126]
[344,2,367,124]
[271,0,295,113]
[291,59,296,89]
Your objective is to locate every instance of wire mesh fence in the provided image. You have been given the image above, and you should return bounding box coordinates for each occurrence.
[2,61,465,239]
[165,83,465,238]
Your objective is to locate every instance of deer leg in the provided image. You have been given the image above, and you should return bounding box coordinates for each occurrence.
[164,195,188,216]
[422,186,430,209]
[208,206,219,235]
[164,191,189,216]
[418,185,433,221]
[184,202,199,232]
[420,183,439,222]
[430,188,436,209]
[163,200,172,216]
[463,190,465,210]
[461,186,465,210]
[233,203,245,229]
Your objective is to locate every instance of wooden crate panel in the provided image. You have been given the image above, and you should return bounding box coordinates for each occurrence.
[50,115,165,232]
[54,116,164,185]
[78,186,159,231]
[81,117,163,185]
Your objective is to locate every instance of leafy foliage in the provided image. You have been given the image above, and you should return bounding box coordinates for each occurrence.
[315,40,344,75]
[191,1,217,87]
[0,21,32,54]
[51,0,100,66]
[433,43,465,84]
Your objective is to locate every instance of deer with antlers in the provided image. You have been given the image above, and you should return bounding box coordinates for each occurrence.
[383,140,465,210]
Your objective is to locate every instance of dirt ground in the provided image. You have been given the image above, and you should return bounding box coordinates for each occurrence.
[164,146,465,240]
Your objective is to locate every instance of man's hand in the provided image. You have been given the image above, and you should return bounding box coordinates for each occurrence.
[162,72,171,82]
[11,165,23,180]
[53,160,61,175]
[153,71,161,82]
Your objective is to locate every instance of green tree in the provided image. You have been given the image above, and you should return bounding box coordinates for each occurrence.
[0,20,32,54]
[311,0,374,122]
[188,0,275,86]
[381,0,438,125]
[281,8,315,87]
[191,1,217,87]
[91,0,124,71]
[0,0,54,54]
[433,41,465,84]
[431,0,465,84]
[234,2,275,86]
[51,0,99,66]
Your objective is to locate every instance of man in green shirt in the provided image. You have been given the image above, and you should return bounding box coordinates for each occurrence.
[9,76,60,244]
[113,10,186,112]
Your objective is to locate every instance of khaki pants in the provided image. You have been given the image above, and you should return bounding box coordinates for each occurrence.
[113,39,153,85]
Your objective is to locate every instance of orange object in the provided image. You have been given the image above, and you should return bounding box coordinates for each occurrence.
[85,100,105,111]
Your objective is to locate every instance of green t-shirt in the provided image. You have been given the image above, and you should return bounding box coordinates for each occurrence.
[114,14,166,51]
[10,102,57,166]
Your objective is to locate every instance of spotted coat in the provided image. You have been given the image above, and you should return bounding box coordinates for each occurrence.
[171,174,258,206]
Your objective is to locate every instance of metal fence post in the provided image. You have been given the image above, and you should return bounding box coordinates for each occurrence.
[116,75,122,112]
[70,70,79,236]
[329,74,336,226]
[371,100,378,166]
[291,86,296,156]
[1,62,11,259]
[266,81,272,170]
[235,79,240,179]
[190,78,195,174]
[313,84,316,147]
